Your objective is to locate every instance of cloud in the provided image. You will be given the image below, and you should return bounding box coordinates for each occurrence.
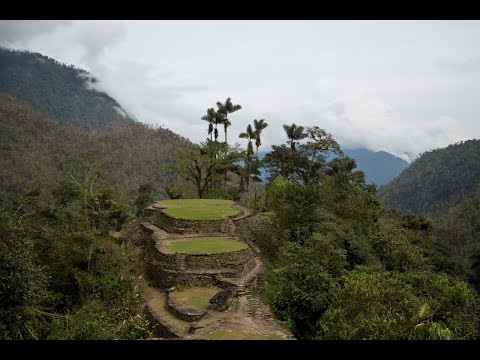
[75,21,126,70]
[294,97,473,162]
[0,20,72,44]
[1,20,480,162]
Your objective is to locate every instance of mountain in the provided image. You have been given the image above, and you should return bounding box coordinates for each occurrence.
[0,92,191,205]
[377,139,480,218]
[342,148,409,186]
[0,46,195,207]
[0,47,133,130]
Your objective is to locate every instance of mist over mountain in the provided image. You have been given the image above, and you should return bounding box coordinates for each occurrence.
[0,47,134,130]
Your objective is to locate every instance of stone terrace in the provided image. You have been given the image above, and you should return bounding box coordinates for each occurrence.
[125,200,294,340]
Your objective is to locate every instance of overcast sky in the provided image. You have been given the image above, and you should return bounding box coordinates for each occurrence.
[1,20,480,162]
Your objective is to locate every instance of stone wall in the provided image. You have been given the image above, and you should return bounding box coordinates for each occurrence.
[146,262,244,289]
[166,294,207,322]
[184,247,254,271]
[149,210,231,234]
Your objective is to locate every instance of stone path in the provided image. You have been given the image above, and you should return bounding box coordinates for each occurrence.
[124,202,294,340]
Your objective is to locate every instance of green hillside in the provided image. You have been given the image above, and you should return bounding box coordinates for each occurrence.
[0,92,191,206]
[0,46,133,130]
[378,139,480,218]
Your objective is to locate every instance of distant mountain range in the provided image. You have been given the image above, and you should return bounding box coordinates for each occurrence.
[342,148,409,186]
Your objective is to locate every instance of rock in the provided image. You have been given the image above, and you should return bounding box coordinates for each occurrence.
[208,286,236,312]
[189,322,204,333]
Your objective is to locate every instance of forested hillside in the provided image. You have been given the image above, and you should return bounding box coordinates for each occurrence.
[0,93,191,207]
[433,187,480,278]
[0,47,133,130]
[378,139,480,218]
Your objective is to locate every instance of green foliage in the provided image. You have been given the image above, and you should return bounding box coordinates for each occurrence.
[164,184,183,200]
[176,141,243,199]
[134,183,157,216]
[415,303,454,340]
[237,213,279,260]
[0,92,191,208]
[0,211,49,339]
[0,168,153,339]
[318,269,478,340]
[263,126,342,185]
[0,47,133,129]
[378,138,480,218]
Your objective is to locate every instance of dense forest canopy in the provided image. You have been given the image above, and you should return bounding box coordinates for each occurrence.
[0,47,133,130]
[0,93,192,209]
[378,139,480,218]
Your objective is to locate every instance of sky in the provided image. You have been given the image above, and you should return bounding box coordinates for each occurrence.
[1,20,480,162]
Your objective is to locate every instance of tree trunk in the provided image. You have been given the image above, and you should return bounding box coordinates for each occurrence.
[224,125,228,193]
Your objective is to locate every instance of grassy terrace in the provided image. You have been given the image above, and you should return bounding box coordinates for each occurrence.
[158,199,241,220]
[166,237,248,254]
[169,286,219,310]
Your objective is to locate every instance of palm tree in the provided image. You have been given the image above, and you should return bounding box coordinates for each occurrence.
[239,124,256,196]
[217,98,241,192]
[253,119,269,158]
[201,108,216,141]
[282,123,307,152]
[223,118,231,144]
[253,119,268,210]
[216,97,241,146]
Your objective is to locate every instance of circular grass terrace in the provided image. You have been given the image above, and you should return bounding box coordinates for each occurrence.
[165,236,248,254]
[158,199,241,220]
[169,286,220,311]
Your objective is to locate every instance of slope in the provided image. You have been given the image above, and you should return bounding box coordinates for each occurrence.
[0,46,133,130]
[377,139,480,218]
[0,93,191,205]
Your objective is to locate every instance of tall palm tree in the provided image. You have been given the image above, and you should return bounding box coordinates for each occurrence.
[217,97,241,146]
[201,108,216,141]
[252,119,268,210]
[253,119,268,158]
[217,98,241,192]
[223,118,231,144]
[239,124,256,195]
[282,123,307,152]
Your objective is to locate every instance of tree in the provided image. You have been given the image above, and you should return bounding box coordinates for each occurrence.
[239,124,256,194]
[201,108,216,141]
[216,97,242,145]
[282,123,307,152]
[134,183,156,216]
[263,126,342,185]
[176,142,242,199]
[253,119,269,158]
[0,210,49,339]
[217,98,241,191]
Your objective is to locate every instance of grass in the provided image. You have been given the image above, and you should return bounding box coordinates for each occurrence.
[158,199,241,220]
[170,286,219,310]
[166,237,248,254]
[202,330,283,340]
